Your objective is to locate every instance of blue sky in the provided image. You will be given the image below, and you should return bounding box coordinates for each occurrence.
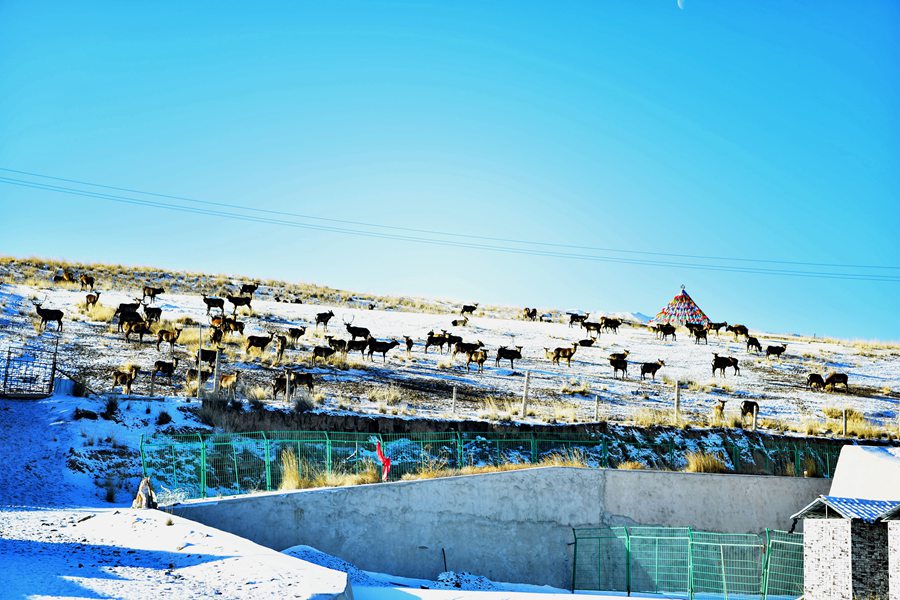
[1,1,898,339]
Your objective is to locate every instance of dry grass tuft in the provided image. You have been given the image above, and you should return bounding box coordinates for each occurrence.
[560,379,590,395]
[279,449,301,490]
[369,384,402,406]
[684,451,727,473]
[617,460,646,470]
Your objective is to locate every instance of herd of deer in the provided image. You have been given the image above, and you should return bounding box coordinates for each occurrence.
[31,270,853,400]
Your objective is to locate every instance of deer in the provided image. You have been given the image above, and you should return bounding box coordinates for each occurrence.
[209,314,226,329]
[84,291,101,310]
[123,320,153,343]
[202,294,225,314]
[312,345,336,363]
[113,300,142,332]
[152,358,179,381]
[766,344,787,359]
[805,373,825,390]
[273,371,315,398]
[223,317,245,336]
[712,354,740,376]
[424,330,449,354]
[287,327,306,347]
[740,400,759,423]
[315,310,335,329]
[326,336,348,355]
[685,322,707,339]
[209,327,225,346]
[655,323,676,341]
[117,309,144,333]
[367,338,400,362]
[600,317,622,334]
[582,321,603,338]
[186,367,212,385]
[460,303,478,316]
[347,338,370,358]
[226,295,252,314]
[53,270,75,284]
[450,316,469,327]
[693,328,708,345]
[608,350,630,362]
[219,371,241,399]
[79,274,95,291]
[404,336,414,358]
[246,333,275,355]
[548,342,578,367]
[746,337,762,353]
[610,357,628,379]
[141,299,162,324]
[275,335,289,361]
[523,307,538,321]
[142,285,164,303]
[344,316,370,340]
[196,347,220,367]
[577,339,595,347]
[824,372,849,392]
[640,360,665,381]
[453,340,484,359]
[708,321,728,336]
[568,312,588,328]
[465,349,488,372]
[239,283,259,295]
[495,346,523,369]
[32,299,63,331]
[111,365,140,395]
[726,324,750,340]
[156,328,182,352]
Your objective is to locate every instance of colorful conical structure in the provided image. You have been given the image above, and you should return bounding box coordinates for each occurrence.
[653,286,710,326]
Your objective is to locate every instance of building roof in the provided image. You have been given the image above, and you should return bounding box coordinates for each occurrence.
[830,445,900,501]
[792,495,900,524]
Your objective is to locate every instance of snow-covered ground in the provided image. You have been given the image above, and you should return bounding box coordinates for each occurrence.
[1,275,897,429]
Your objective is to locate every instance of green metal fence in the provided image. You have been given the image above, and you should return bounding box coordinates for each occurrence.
[140,430,841,500]
[572,527,804,599]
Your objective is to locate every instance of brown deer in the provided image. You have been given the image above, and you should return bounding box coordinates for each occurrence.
[196,348,220,367]
[123,320,152,343]
[708,321,728,336]
[156,328,182,352]
[226,295,252,314]
[610,357,628,379]
[568,312,588,328]
[239,283,259,295]
[53,270,75,284]
[453,340,484,359]
[246,333,274,355]
[726,324,749,340]
[640,359,665,381]
[315,310,335,329]
[712,353,740,376]
[224,317,245,336]
[152,358,179,380]
[460,303,478,315]
[367,338,400,362]
[577,339,595,347]
[32,299,64,331]
[209,327,225,346]
[141,299,162,324]
[495,346,523,368]
[824,372,849,392]
[84,291,101,310]
[746,337,762,353]
[344,317,370,340]
[288,327,306,347]
[404,336,414,358]
[202,295,225,314]
[274,335,289,361]
[326,336,348,355]
[608,350,630,362]
[582,321,603,338]
[600,317,622,333]
[186,367,212,385]
[523,307,538,321]
[112,365,140,394]
[740,400,759,422]
[549,342,578,367]
[79,274,95,291]
[424,330,448,354]
[142,285,164,303]
[806,373,825,390]
[312,345,336,363]
[655,323,676,341]
[765,344,787,359]
[347,338,370,357]
[273,371,315,398]
[465,349,488,372]
[693,328,708,345]
[219,371,241,399]
[451,316,469,327]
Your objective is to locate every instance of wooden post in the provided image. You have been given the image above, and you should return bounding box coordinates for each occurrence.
[451,386,457,414]
[521,370,531,418]
[842,408,848,436]
[285,368,292,402]
[196,324,202,401]
[674,379,681,424]
[150,372,155,397]
[214,349,221,395]
[594,395,600,422]
[752,404,758,432]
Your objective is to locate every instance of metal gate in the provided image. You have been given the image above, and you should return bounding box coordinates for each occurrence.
[0,343,58,398]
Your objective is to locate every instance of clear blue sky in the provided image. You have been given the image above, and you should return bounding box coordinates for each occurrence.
[1,1,898,340]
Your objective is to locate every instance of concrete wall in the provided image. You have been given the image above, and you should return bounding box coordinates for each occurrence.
[890,522,900,600]
[174,467,829,589]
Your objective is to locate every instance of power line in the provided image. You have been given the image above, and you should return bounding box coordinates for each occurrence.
[1,166,897,272]
[1,174,898,283]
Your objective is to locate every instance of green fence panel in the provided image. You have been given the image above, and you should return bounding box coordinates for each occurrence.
[690,531,764,598]
[572,527,629,593]
[380,432,461,479]
[763,530,804,599]
[628,526,691,597]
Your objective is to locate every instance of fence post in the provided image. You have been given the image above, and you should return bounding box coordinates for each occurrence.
[325,432,332,474]
[199,433,207,498]
[3,349,11,395]
[842,408,847,436]
[625,528,631,596]
[521,370,530,417]
[450,385,456,414]
[594,395,600,422]
[285,367,292,402]
[214,349,221,395]
[674,379,681,425]
[196,324,203,401]
[752,405,758,432]
[150,372,155,397]
[139,434,147,477]
[263,433,272,492]
[720,545,727,599]
[530,433,537,463]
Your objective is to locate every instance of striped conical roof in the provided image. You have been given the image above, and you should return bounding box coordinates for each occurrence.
[653,286,710,326]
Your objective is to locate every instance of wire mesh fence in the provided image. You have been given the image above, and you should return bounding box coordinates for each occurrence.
[140,429,841,500]
[572,526,803,599]
[0,343,58,398]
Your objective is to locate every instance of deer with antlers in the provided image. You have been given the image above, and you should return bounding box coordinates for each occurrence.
[344,316,370,340]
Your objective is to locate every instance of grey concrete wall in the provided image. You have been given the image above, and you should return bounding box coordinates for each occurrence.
[890,522,900,600]
[174,467,829,588]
